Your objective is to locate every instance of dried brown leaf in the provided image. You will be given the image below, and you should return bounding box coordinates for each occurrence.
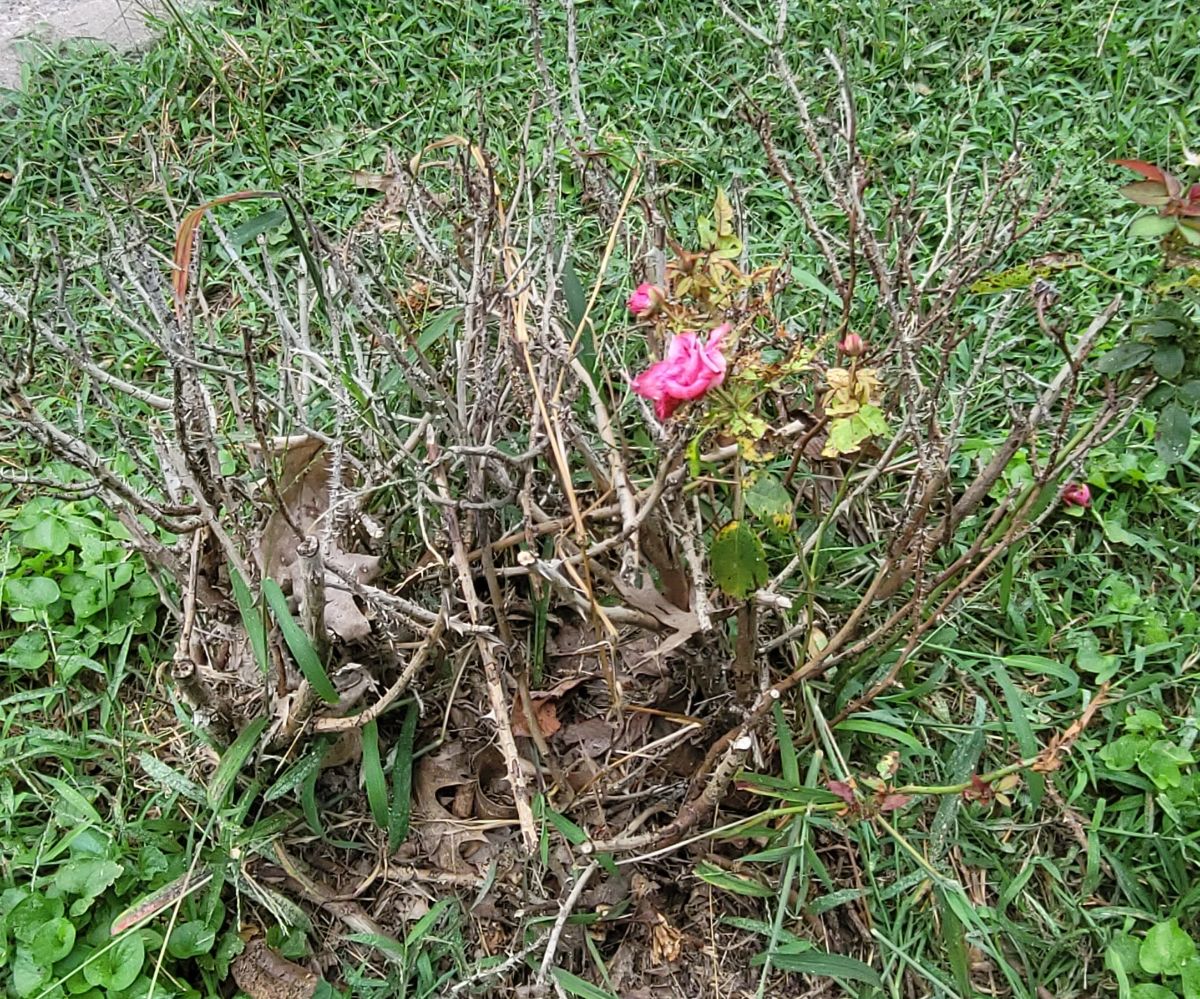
[612,579,702,657]
[412,744,494,872]
[558,717,615,758]
[1032,683,1110,773]
[230,938,319,999]
[511,697,561,738]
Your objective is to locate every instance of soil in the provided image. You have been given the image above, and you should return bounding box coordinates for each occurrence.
[0,0,176,90]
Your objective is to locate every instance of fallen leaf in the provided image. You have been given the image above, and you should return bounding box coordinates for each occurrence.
[412,743,494,873]
[317,550,381,642]
[559,717,615,758]
[256,435,381,644]
[612,578,703,657]
[511,697,560,738]
[231,938,319,999]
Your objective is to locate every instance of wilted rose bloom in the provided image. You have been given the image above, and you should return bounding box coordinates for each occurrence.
[838,332,866,357]
[1062,482,1091,508]
[631,323,730,420]
[627,282,665,317]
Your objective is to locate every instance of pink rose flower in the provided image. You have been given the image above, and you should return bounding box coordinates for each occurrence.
[838,332,866,357]
[631,323,730,421]
[627,282,665,317]
[1062,482,1091,508]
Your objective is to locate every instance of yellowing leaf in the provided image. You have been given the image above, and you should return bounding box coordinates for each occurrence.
[713,188,735,238]
[745,473,793,530]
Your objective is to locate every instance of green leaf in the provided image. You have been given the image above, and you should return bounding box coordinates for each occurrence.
[1179,380,1200,406]
[9,894,64,942]
[1182,956,1200,999]
[1126,710,1165,735]
[71,579,112,619]
[694,861,774,898]
[561,253,587,332]
[2,631,49,671]
[229,207,288,246]
[549,968,620,999]
[1105,933,1142,976]
[744,473,793,530]
[1099,734,1147,771]
[1138,740,1194,790]
[709,521,768,600]
[1074,633,1119,680]
[389,702,419,850]
[207,717,268,810]
[265,739,331,803]
[4,577,61,611]
[756,943,882,986]
[30,917,75,964]
[414,307,461,353]
[1152,343,1186,380]
[11,947,50,998]
[49,859,123,911]
[262,578,338,703]
[1128,214,1176,237]
[834,718,926,753]
[857,403,890,436]
[167,920,216,959]
[1131,985,1180,999]
[21,516,71,555]
[825,415,872,455]
[228,566,269,677]
[1156,402,1193,464]
[1178,221,1200,246]
[1096,342,1154,374]
[1140,919,1197,976]
[84,933,144,991]
[791,267,843,308]
[361,720,389,829]
[137,754,206,803]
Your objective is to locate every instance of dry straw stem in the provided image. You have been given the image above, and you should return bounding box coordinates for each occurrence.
[430,429,539,851]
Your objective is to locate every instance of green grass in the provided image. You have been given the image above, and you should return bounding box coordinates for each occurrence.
[3,0,1200,997]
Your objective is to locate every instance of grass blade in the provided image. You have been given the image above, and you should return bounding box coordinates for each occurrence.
[549,967,620,999]
[361,719,389,829]
[261,577,338,703]
[388,701,418,850]
[208,717,267,810]
[229,566,269,676]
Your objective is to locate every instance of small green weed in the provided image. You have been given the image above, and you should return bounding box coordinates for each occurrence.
[1,493,160,698]
[1106,919,1200,998]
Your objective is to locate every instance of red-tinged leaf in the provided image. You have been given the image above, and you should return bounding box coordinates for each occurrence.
[879,794,911,813]
[1118,181,1171,207]
[1188,184,1200,203]
[1175,202,1200,217]
[1112,158,1167,183]
[172,190,282,320]
[827,780,857,806]
[962,773,994,803]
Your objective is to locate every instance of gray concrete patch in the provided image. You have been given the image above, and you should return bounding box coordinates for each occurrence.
[1,0,171,91]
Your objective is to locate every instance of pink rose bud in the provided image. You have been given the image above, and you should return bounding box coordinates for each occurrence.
[627,282,665,317]
[1062,482,1091,508]
[838,332,866,357]
[631,323,730,421]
